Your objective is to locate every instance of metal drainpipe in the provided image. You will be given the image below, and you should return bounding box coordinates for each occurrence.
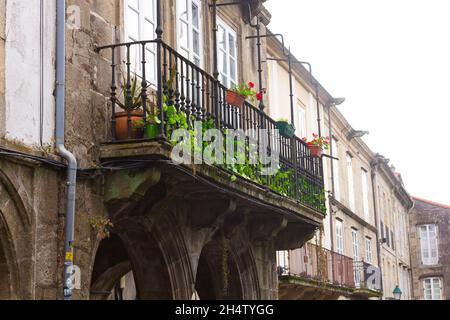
[327,104,335,282]
[56,0,78,300]
[370,163,384,298]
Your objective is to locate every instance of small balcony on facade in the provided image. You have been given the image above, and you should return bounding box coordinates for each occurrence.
[277,244,382,299]
[95,38,327,250]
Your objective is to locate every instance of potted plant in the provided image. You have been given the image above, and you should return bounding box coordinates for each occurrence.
[302,134,330,157]
[115,74,145,140]
[225,81,262,107]
[275,119,296,138]
[133,107,161,140]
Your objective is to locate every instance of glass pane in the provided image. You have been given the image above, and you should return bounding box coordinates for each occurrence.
[143,20,155,41]
[180,48,189,60]
[230,58,236,82]
[179,0,188,20]
[193,31,200,55]
[218,50,227,74]
[126,8,140,40]
[221,74,227,86]
[143,0,155,21]
[129,44,139,73]
[146,51,156,83]
[128,0,138,10]
[180,21,189,49]
[193,57,200,67]
[218,25,226,51]
[192,3,199,28]
[228,33,236,57]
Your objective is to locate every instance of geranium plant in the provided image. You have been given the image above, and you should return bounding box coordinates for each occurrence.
[226,81,263,107]
[303,134,330,157]
[303,134,330,149]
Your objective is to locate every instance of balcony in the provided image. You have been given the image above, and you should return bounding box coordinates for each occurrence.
[278,244,382,299]
[97,40,326,248]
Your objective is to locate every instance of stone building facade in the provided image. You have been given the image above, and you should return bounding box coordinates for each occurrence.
[266,35,415,300]
[409,197,450,300]
[371,155,413,299]
[267,35,382,300]
[0,0,330,300]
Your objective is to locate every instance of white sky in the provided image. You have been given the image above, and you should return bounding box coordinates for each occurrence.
[266,0,450,205]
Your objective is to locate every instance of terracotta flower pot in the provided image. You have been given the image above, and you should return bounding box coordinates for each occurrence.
[114,111,144,140]
[308,144,323,157]
[225,90,246,107]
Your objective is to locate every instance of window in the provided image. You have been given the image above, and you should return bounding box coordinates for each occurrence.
[217,17,237,88]
[336,219,344,255]
[423,277,442,300]
[277,251,289,275]
[295,100,307,139]
[177,0,203,66]
[346,153,355,211]
[352,228,360,286]
[420,224,439,265]
[124,0,157,84]
[351,229,359,261]
[365,237,372,264]
[390,230,395,251]
[361,169,370,221]
[332,138,340,201]
[385,225,390,247]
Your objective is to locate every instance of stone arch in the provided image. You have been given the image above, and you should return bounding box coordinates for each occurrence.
[0,168,33,299]
[0,214,19,299]
[194,228,261,300]
[195,235,244,300]
[89,233,136,300]
[228,230,261,300]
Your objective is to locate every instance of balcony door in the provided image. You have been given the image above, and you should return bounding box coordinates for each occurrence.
[217,17,238,88]
[351,228,361,287]
[124,0,157,85]
[177,0,203,67]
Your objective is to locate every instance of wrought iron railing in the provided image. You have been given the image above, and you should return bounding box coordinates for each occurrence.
[278,244,355,288]
[353,261,382,292]
[96,39,325,213]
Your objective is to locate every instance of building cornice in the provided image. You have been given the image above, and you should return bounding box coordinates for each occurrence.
[330,197,377,233]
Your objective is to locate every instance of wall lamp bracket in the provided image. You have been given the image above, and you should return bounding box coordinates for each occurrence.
[347,129,370,140]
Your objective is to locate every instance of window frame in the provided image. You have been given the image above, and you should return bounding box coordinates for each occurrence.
[335,219,344,255]
[351,228,359,261]
[423,277,442,300]
[419,224,439,265]
[365,237,372,264]
[361,168,370,221]
[216,16,238,88]
[124,0,157,85]
[331,137,340,201]
[346,153,355,211]
[176,0,204,67]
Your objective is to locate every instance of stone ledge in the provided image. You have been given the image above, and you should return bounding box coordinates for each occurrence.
[99,140,325,226]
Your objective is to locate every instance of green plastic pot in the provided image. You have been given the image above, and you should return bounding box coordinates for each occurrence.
[275,121,296,138]
[145,123,159,139]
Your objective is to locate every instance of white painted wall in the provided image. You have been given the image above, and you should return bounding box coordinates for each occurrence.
[5,0,55,146]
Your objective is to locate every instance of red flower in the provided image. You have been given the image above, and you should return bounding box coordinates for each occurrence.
[248,81,255,89]
[256,92,263,101]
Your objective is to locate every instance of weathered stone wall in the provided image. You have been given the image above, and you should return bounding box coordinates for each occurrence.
[0,157,60,299]
[0,0,290,300]
[409,198,450,300]
[0,0,5,137]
